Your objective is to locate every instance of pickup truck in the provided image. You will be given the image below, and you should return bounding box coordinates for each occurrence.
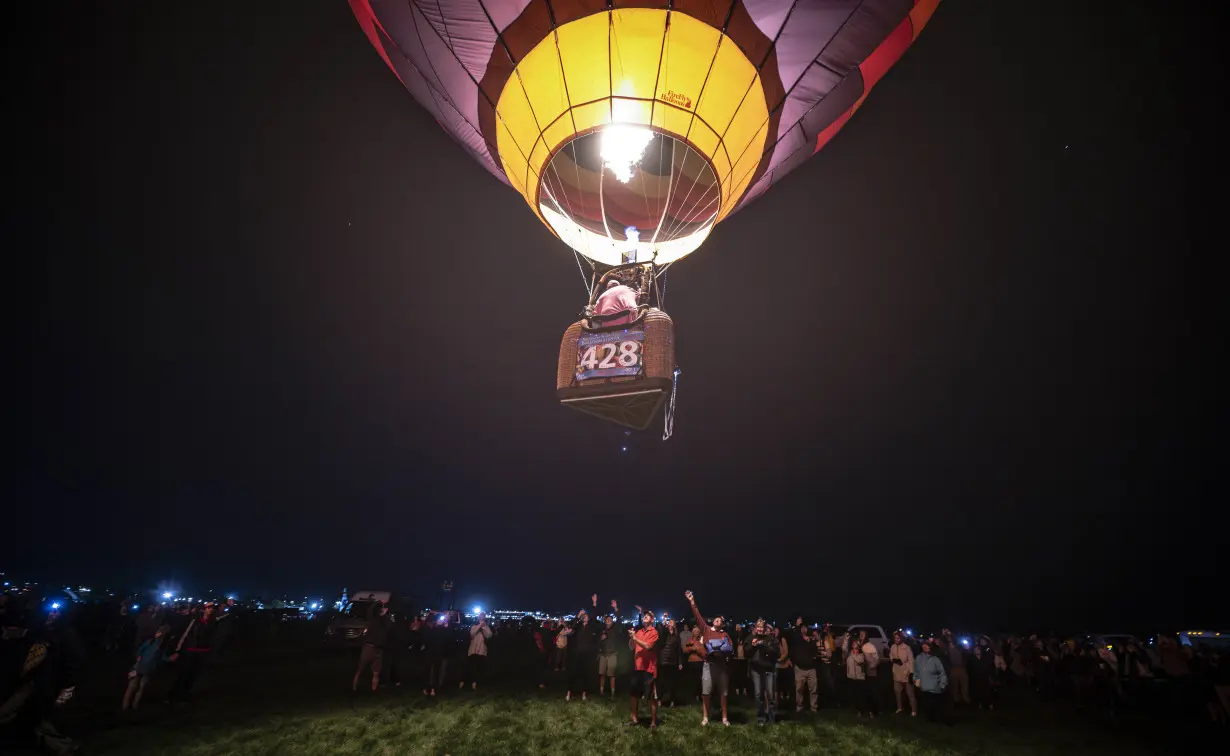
[828,623,891,661]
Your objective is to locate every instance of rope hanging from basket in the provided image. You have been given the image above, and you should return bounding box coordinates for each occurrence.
[655,263,671,309]
[572,249,593,299]
[662,366,680,441]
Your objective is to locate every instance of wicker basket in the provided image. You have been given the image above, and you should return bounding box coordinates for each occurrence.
[555,308,675,430]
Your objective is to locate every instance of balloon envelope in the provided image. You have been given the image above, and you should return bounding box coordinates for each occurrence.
[351,0,941,265]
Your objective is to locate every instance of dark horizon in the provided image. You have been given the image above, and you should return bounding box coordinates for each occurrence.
[4,563,1225,637]
[6,1,1225,633]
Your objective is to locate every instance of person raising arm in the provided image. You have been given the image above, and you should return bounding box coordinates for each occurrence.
[685,590,733,726]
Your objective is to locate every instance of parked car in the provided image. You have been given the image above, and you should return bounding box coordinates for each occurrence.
[324,590,407,646]
[828,623,891,661]
[1179,630,1230,651]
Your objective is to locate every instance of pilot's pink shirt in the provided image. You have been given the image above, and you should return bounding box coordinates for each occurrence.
[594,285,638,326]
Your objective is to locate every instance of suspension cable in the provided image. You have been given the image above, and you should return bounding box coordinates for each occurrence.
[662,366,680,441]
[572,249,593,299]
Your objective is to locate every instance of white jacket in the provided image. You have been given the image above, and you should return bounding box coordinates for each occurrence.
[468,624,492,656]
[862,642,880,677]
[846,650,867,680]
[889,642,914,683]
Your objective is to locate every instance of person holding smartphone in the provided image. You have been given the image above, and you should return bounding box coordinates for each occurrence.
[788,621,819,713]
[685,590,733,726]
[626,608,660,729]
[890,631,917,715]
[744,618,781,725]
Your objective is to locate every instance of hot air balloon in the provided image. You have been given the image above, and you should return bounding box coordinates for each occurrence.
[350,0,941,433]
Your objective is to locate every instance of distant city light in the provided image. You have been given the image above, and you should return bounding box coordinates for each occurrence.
[50,602,61,610]
[162,592,173,599]
[132,604,140,611]
[310,603,320,610]
[472,606,483,614]
[905,629,913,636]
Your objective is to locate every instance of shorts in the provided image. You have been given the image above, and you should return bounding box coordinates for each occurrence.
[598,653,619,676]
[628,669,656,698]
[702,662,730,697]
[358,644,383,675]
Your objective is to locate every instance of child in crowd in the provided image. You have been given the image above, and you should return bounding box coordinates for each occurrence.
[123,625,170,711]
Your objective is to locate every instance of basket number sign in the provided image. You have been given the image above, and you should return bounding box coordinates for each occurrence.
[575,330,645,381]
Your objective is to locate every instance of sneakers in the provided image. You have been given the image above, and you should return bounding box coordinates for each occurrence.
[722,719,730,727]
[895,708,903,714]
[565,692,571,701]
[701,718,708,726]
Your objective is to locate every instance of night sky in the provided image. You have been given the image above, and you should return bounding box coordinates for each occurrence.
[7,1,1225,630]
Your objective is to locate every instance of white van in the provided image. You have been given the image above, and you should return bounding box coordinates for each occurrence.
[325,590,392,645]
[829,624,891,662]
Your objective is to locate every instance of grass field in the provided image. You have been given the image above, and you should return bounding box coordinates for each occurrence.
[60,649,1198,756]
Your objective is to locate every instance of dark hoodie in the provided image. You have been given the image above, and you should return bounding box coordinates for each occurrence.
[658,628,684,666]
[788,629,818,669]
[599,622,624,656]
[571,618,599,656]
[364,608,390,648]
[423,623,451,659]
[745,628,780,671]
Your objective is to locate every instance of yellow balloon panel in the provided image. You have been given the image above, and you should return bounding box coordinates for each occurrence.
[515,48,569,133]
[492,7,770,256]
[542,115,577,156]
[609,9,667,101]
[693,38,758,158]
[654,13,720,119]
[571,99,613,136]
[722,117,768,218]
[611,97,653,129]
[496,117,530,196]
[494,82,537,169]
[557,13,612,106]
[528,136,552,186]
